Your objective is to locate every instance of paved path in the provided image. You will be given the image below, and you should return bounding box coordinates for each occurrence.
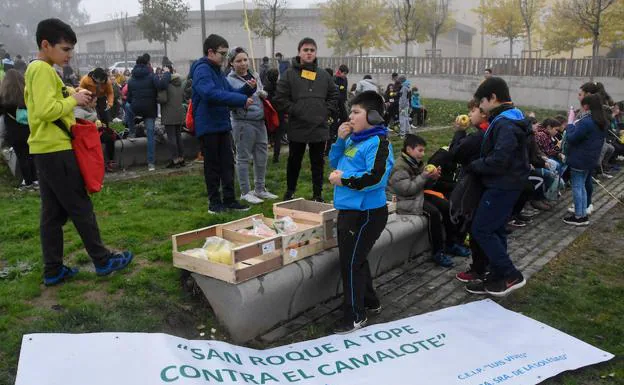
[258,169,624,344]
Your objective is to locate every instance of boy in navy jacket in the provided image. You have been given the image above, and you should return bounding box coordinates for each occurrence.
[463,77,530,297]
[190,34,256,213]
[328,91,394,334]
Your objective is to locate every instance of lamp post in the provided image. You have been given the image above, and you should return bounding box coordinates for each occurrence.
[200,0,206,43]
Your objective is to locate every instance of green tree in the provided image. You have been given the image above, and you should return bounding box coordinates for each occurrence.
[518,0,545,58]
[322,0,393,57]
[320,0,354,56]
[423,0,453,54]
[246,0,290,61]
[393,0,428,72]
[475,0,524,59]
[541,3,588,58]
[0,0,89,55]
[348,0,395,57]
[136,0,190,57]
[557,0,620,79]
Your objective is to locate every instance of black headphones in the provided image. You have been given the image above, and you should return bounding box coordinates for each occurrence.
[366,92,386,125]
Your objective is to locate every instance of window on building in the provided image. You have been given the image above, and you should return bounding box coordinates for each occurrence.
[458,31,472,46]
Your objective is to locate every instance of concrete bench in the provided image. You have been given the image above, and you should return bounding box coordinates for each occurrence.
[1,130,200,179]
[192,214,430,343]
[113,133,200,169]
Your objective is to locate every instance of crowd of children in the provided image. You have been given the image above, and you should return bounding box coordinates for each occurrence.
[2,18,623,339]
[328,75,621,333]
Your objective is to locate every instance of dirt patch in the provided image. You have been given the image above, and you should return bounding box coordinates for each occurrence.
[28,285,60,309]
[82,288,124,304]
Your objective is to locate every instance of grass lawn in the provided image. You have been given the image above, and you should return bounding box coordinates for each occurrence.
[2,99,609,385]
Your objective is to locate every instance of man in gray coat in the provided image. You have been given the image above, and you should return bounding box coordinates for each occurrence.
[273,37,339,201]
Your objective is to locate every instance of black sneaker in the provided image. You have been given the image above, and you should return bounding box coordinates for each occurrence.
[312,195,325,203]
[365,300,382,315]
[283,191,295,201]
[562,214,589,226]
[208,203,225,214]
[465,280,488,295]
[508,218,527,227]
[484,271,526,297]
[515,213,533,223]
[224,200,250,212]
[333,316,368,335]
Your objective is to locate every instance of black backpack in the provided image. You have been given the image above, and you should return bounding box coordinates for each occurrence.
[449,173,483,226]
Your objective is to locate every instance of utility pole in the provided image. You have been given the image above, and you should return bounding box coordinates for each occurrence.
[479,0,484,58]
[200,0,206,43]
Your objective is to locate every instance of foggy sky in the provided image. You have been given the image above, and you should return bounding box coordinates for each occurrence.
[81,0,314,23]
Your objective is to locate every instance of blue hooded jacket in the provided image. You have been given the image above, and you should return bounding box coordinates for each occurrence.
[469,105,531,190]
[329,126,394,211]
[564,113,606,170]
[190,57,255,137]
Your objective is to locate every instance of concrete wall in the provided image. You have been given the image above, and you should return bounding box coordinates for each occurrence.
[347,73,624,111]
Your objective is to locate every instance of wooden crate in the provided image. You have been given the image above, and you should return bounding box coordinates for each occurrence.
[172,219,283,284]
[221,214,325,265]
[273,199,397,248]
[273,198,338,249]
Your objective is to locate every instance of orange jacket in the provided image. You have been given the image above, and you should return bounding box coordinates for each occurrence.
[79,75,114,107]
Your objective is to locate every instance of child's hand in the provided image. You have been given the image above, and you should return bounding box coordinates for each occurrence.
[245,98,254,109]
[423,166,441,180]
[73,89,93,106]
[329,170,344,186]
[338,122,353,139]
[247,79,257,89]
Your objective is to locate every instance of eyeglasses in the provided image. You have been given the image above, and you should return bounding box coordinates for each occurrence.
[302,48,316,53]
[215,50,229,56]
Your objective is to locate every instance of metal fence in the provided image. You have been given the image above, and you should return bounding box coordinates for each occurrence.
[72,50,166,73]
[253,56,624,78]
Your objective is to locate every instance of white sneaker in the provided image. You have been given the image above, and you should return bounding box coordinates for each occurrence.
[241,192,264,204]
[254,190,278,200]
[148,164,156,171]
[567,204,593,215]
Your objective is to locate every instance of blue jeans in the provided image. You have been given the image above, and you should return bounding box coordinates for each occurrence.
[471,188,522,278]
[124,103,135,136]
[144,118,156,164]
[570,168,591,217]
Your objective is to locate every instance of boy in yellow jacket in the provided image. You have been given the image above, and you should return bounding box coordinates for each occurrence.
[25,18,132,286]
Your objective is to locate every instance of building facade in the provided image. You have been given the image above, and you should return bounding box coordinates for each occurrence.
[73,7,475,75]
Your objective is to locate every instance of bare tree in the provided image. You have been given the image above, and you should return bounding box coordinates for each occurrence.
[247,0,290,61]
[113,11,132,69]
[424,0,452,53]
[518,0,545,59]
[393,0,427,72]
[558,0,618,80]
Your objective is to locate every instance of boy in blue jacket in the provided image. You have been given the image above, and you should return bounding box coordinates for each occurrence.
[328,91,394,334]
[463,77,530,297]
[190,34,256,213]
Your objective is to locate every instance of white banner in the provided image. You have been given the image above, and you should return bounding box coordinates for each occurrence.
[15,300,613,385]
